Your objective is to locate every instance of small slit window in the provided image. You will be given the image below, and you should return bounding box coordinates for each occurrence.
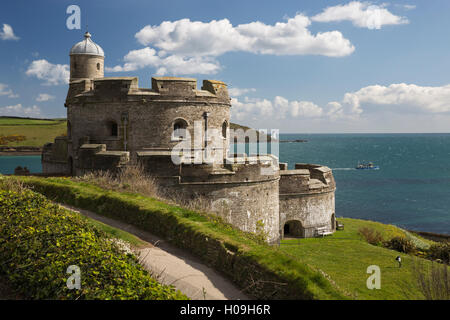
[67,121,72,139]
[97,63,101,71]
[222,121,228,138]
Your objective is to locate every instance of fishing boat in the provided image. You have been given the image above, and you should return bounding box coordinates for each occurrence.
[356,162,379,170]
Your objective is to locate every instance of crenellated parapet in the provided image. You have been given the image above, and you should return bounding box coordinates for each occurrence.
[279,163,335,195]
[67,76,230,105]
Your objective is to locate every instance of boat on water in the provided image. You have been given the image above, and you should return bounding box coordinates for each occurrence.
[356,162,380,170]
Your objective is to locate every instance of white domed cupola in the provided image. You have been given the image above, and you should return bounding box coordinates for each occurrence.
[70,32,104,57]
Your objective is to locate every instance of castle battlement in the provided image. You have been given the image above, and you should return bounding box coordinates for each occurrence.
[69,76,230,105]
[279,163,335,195]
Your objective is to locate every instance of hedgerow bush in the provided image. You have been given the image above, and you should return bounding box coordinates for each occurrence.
[384,236,417,254]
[358,227,384,246]
[0,187,187,300]
[427,242,450,264]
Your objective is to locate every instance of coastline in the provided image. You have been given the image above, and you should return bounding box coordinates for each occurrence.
[408,230,450,243]
[0,152,41,156]
[0,146,42,156]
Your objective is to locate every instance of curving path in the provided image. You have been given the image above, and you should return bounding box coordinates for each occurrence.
[59,204,248,300]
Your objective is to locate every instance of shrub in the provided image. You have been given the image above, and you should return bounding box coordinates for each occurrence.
[384,236,417,254]
[358,227,384,246]
[412,259,449,300]
[0,187,187,300]
[427,242,450,264]
[0,134,26,145]
[74,163,159,198]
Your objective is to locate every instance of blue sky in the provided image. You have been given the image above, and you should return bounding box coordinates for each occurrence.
[1,0,450,133]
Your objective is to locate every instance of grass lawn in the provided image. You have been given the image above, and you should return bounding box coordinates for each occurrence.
[280,218,439,300]
[0,117,66,147]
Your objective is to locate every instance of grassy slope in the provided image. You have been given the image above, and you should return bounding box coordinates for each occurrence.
[18,176,345,300]
[0,117,66,147]
[281,218,438,300]
[75,211,148,248]
[17,176,444,300]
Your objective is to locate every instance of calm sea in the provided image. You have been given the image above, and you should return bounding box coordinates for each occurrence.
[277,133,450,235]
[0,155,41,175]
[1,134,449,234]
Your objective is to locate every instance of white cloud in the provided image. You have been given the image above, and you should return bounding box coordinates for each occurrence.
[109,15,354,75]
[135,15,354,57]
[338,83,450,114]
[0,83,19,98]
[231,96,323,121]
[26,59,69,85]
[0,104,41,117]
[36,93,55,102]
[105,47,220,75]
[312,1,409,29]
[0,24,19,40]
[231,83,450,124]
[228,87,256,97]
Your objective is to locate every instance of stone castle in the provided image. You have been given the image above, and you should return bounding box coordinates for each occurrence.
[42,32,336,244]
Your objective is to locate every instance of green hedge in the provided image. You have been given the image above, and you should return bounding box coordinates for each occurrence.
[18,177,346,300]
[0,187,187,300]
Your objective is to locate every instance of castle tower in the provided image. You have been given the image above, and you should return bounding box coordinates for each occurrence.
[69,31,104,81]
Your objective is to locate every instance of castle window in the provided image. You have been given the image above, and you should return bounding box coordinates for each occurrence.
[222,121,228,138]
[172,119,188,140]
[107,121,118,137]
[67,121,72,139]
[97,63,101,71]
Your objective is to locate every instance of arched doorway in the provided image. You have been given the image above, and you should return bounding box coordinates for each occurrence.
[283,220,304,238]
[331,213,336,231]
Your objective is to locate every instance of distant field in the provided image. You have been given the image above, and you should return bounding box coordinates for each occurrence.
[0,117,66,147]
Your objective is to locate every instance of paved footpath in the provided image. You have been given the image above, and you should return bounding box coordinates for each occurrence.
[59,204,249,300]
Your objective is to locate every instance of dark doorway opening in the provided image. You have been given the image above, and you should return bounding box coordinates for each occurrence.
[111,122,118,137]
[283,220,304,238]
[284,223,290,235]
[68,157,73,176]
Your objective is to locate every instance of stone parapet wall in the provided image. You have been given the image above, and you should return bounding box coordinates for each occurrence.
[75,143,129,175]
[41,137,70,175]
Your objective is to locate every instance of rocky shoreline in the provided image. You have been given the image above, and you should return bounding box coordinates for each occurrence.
[0,146,42,156]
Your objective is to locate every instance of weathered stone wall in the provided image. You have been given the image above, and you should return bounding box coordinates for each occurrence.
[157,158,281,244]
[70,54,104,81]
[75,143,129,176]
[279,164,336,238]
[41,137,70,175]
[66,77,231,165]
